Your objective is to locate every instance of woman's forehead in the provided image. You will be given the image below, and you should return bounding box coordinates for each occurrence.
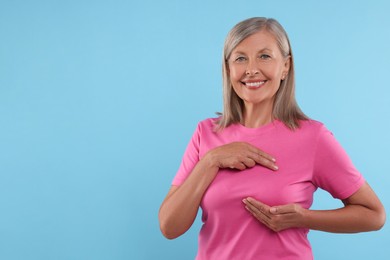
[232,31,279,54]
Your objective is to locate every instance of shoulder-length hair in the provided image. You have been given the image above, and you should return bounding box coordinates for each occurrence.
[216,17,308,131]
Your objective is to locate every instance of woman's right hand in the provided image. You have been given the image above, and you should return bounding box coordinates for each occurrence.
[159,142,277,239]
[205,142,278,171]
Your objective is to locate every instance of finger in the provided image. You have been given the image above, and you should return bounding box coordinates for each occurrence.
[231,156,256,170]
[242,157,256,168]
[244,202,273,229]
[244,201,269,221]
[270,204,298,215]
[232,162,247,170]
[243,198,272,218]
[245,197,269,209]
[246,205,269,224]
[247,145,276,162]
[243,199,287,231]
[248,151,278,171]
[258,150,276,163]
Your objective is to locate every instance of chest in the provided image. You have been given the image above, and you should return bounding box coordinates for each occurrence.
[201,161,316,213]
[199,130,318,213]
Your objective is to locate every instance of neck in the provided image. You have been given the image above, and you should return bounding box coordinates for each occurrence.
[242,101,274,128]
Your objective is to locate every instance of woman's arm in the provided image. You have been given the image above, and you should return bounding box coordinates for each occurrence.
[158,157,219,239]
[159,142,278,239]
[305,182,386,232]
[243,182,386,233]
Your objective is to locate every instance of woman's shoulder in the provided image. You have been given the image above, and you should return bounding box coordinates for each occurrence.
[295,119,329,136]
[299,119,324,129]
[197,117,220,129]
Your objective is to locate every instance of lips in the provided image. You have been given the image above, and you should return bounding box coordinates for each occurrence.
[242,80,267,89]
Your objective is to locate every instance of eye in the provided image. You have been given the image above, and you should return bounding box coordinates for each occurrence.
[234,56,247,62]
[259,54,271,60]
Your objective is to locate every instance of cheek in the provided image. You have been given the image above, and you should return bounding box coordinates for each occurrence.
[229,66,245,81]
[261,65,279,78]
[229,72,238,83]
[230,80,243,98]
[272,64,287,79]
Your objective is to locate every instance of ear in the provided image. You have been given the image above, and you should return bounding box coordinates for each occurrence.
[283,55,291,75]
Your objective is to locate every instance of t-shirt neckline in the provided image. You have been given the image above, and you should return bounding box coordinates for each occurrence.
[232,119,282,135]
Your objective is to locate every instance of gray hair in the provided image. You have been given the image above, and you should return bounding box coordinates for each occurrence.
[216,17,308,131]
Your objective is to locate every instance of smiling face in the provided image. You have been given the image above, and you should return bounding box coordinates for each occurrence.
[228,29,290,112]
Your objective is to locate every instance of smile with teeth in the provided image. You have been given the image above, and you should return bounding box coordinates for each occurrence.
[243,81,266,88]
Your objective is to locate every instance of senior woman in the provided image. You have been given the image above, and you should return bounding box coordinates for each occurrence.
[159,17,385,260]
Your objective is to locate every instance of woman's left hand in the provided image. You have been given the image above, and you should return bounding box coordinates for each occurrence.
[242,197,307,232]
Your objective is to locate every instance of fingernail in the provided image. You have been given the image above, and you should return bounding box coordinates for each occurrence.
[270,207,277,213]
[273,165,278,170]
[272,158,276,162]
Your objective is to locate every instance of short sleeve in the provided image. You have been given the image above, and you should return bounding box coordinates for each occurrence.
[172,123,201,186]
[312,125,365,200]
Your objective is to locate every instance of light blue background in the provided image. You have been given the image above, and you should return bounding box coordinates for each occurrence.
[1,0,389,259]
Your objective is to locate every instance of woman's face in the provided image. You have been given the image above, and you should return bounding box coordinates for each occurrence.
[228,30,290,109]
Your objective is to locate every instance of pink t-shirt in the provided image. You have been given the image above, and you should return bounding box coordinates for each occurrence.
[172,118,365,260]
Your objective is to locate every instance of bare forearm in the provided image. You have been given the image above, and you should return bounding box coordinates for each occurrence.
[159,158,218,239]
[245,182,385,233]
[303,204,385,233]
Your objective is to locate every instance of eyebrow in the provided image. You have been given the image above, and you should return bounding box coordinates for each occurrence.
[231,48,273,55]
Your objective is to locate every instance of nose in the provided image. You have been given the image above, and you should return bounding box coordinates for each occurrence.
[245,60,259,76]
